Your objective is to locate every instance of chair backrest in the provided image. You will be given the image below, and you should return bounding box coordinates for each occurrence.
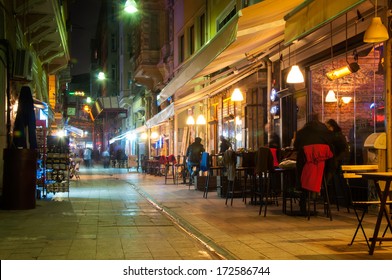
[167,154,177,164]
[242,152,256,167]
[200,152,210,172]
[269,148,280,167]
[255,147,274,174]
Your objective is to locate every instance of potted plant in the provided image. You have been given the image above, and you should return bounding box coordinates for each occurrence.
[2,86,38,209]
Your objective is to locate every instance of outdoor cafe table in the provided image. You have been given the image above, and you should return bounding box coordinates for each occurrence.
[357,172,392,255]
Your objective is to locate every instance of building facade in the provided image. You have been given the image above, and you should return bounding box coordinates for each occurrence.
[103,0,391,172]
[0,0,70,192]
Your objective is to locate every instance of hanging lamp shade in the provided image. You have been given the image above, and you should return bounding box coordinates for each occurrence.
[186,115,195,125]
[196,114,206,125]
[325,90,338,102]
[286,65,304,83]
[364,17,389,43]
[231,88,244,101]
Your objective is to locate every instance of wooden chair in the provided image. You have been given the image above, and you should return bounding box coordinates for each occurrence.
[164,155,176,184]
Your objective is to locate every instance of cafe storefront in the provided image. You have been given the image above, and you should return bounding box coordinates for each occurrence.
[270,0,388,168]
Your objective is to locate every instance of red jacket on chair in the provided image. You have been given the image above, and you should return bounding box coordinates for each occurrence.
[301,144,333,192]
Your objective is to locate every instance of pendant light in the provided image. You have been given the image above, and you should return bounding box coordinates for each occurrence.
[325,90,338,102]
[196,114,206,125]
[287,65,304,83]
[231,88,244,101]
[196,104,206,125]
[364,0,389,43]
[186,108,195,125]
[286,43,304,84]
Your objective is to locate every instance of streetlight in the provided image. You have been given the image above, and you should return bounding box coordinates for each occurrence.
[124,0,138,13]
[97,71,106,80]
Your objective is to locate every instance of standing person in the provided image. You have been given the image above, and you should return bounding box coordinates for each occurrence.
[219,136,232,154]
[102,149,110,168]
[325,119,348,165]
[83,148,92,168]
[326,119,349,203]
[186,137,205,184]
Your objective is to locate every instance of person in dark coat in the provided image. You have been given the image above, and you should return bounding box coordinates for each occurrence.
[326,119,349,203]
[219,136,231,154]
[293,114,333,213]
[186,137,205,183]
[325,118,348,165]
[12,86,37,149]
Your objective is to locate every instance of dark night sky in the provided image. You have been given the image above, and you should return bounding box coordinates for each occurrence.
[69,0,102,76]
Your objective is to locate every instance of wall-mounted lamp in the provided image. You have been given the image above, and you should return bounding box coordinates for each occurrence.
[326,62,360,80]
[364,0,389,43]
[340,96,352,106]
[231,88,244,101]
[124,0,138,13]
[325,90,338,102]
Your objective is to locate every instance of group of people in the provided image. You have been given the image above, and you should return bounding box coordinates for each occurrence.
[185,135,232,184]
[294,114,348,213]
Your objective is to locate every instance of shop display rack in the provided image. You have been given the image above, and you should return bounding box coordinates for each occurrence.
[43,136,70,198]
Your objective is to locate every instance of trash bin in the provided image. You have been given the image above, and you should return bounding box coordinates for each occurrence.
[363,132,386,171]
[2,148,37,210]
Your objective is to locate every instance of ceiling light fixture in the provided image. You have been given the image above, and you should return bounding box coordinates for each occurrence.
[325,90,338,102]
[286,42,304,84]
[186,108,195,125]
[287,65,304,83]
[231,88,244,101]
[364,0,389,43]
[196,114,206,125]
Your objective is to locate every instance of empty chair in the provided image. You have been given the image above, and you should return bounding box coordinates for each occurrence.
[164,155,176,184]
[224,148,238,206]
[253,147,275,216]
[174,155,187,185]
[340,165,392,249]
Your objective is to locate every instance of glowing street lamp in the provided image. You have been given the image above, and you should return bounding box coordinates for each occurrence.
[97,71,106,80]
[124,0,138,13]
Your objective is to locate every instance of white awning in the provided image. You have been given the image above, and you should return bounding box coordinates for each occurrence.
[145,102,175,128]
[64,125,84,137]
[157,0,304,105]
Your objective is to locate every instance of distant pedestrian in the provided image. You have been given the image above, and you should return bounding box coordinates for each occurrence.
[186,137,205,183]
[83,148,92,168]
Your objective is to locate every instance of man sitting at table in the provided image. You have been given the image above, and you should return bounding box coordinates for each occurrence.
[186,137,205,184]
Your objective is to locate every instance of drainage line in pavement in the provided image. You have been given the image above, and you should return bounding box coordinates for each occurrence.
[128,182,238,260]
